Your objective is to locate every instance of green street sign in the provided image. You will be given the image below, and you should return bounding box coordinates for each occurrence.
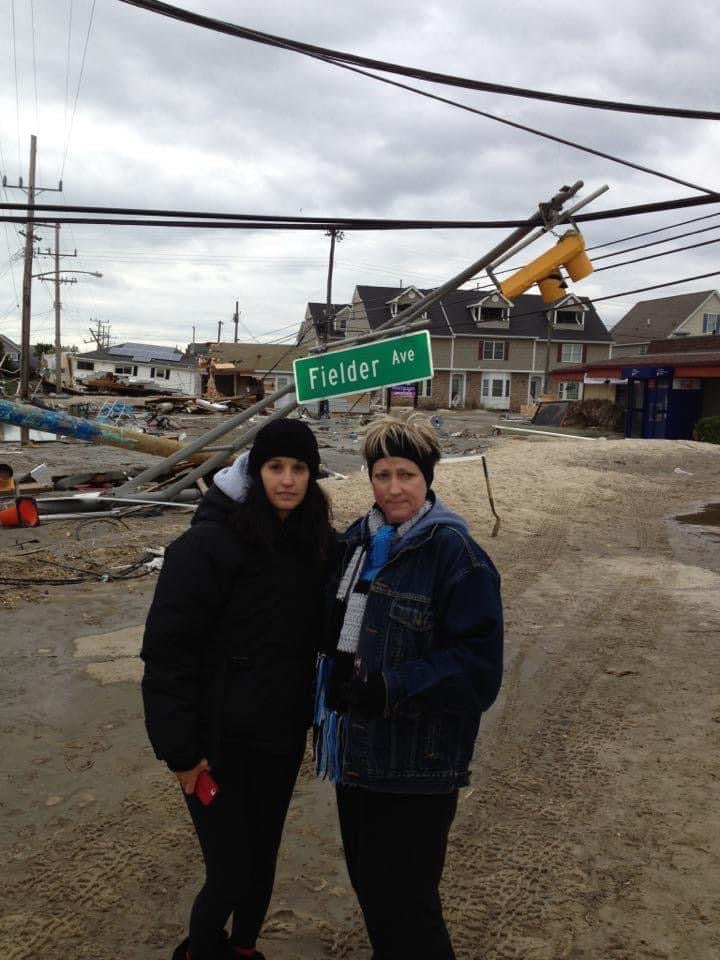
[293,330,433,403]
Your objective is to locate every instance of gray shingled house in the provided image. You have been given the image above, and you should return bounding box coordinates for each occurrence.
[301,284,612,411]
[610,290,720,358]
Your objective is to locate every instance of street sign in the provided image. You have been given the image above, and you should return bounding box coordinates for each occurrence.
[293,330,433,403]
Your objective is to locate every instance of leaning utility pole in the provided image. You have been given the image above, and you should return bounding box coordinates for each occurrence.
[217,319,224,343]
[85,318,111,350]
[111,181,606,504]
[233,301,239,343]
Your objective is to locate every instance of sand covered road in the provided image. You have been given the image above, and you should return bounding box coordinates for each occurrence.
[1,437,719,959]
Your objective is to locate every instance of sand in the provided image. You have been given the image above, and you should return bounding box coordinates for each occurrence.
[1,432,719,959]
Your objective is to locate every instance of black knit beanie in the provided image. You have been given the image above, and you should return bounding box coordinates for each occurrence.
[366,434,438,489]
[248,418,321,478]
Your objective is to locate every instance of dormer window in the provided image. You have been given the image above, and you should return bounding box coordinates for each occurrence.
[333,308,351,335]
[553,297,587,329]
[389,287,424,318]
[468,293,512,327]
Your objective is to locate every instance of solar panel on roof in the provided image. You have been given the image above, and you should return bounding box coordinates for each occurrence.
[109,343,182,363]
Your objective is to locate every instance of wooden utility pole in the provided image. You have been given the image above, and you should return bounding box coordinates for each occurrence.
[19,136,38,407]
[3,137,62,411]
[233,301,239,343]
[318,228,344,418]
[217,320,224,343]
[54,224,62,393]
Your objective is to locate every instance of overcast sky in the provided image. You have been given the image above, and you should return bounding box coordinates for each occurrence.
[2,0,719,352]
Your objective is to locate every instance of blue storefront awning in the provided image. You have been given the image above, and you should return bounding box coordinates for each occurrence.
[620,366,674,380]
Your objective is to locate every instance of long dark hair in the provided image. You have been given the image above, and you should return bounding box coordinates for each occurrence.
[230,474,335,571]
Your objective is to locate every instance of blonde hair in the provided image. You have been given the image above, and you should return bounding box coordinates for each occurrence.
[362,413,441,465]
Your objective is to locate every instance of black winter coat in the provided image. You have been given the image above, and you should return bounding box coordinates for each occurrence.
[141,485,326,771]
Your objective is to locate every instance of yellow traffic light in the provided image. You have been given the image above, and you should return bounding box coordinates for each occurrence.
[500,230,593,303]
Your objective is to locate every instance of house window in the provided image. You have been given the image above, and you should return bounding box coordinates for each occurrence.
[560,343,583,363]
[481,340,506,360]
[334,315,347,333]
[418,378,432,398]
[150,367,171,380]
[555,308,585,327]
[702,312,720,334]
[472,302,510,326]
[115,365,133,375]
[76,360,95,371]
[479,306,506,323]
[559,381,581,400]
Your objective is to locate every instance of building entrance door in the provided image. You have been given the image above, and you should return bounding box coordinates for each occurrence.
[481,372,511,410]
[450,373,466,407]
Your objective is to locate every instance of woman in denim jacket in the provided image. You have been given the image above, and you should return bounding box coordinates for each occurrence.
[315,415,503,960]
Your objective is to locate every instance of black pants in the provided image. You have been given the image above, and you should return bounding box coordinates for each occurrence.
[336,785,458,960]
[184,739,305,960]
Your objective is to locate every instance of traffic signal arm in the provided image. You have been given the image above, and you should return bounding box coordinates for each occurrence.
[499,231,593,302]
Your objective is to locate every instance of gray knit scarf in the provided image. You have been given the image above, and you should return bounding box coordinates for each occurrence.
[335,499,432,655]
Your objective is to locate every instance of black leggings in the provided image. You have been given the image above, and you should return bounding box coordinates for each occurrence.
[337,785,458,960]
[183,739,305,959]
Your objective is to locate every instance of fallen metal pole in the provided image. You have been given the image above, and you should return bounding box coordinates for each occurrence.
[309,317,431,354]
[115,381,296,493]
[0,398,209,461]
[124,404,292,502]
[117,181,594,501]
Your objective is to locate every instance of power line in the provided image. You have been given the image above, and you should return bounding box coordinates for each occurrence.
[4,191,720,230]
[61,0,96,180]
[591,272,720,305]
[64,0,73,164]
[586,210,720,251]
[30,0,40,132]
[11,0,22,170]
[117,2,719,196]
[117,0,720,121]
[320,53,718,198]
[592,223,720,262]
[593,234,720,273]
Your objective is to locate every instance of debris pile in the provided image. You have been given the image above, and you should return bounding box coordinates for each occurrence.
[561,399,625,432]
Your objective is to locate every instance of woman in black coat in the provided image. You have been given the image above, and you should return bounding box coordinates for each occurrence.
[142,418,334,960]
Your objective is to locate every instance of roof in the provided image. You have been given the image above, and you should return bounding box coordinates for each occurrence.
[306,302,350,324]
[0,333,21,353]
[354,285,611,342]
[610,290,716,344]
[208,341,310,373]
[77,342,195,367]
[553,342,720,378]
[648,333,720,354]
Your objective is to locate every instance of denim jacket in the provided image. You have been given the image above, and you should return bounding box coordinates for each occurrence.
[336,497,503,794]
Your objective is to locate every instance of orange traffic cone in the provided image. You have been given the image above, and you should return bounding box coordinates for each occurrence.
[0,497,40,528]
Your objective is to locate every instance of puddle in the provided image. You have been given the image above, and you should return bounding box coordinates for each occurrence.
[674,502,720,529]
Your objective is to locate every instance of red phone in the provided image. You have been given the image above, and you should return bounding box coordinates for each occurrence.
[195,770,220,806]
